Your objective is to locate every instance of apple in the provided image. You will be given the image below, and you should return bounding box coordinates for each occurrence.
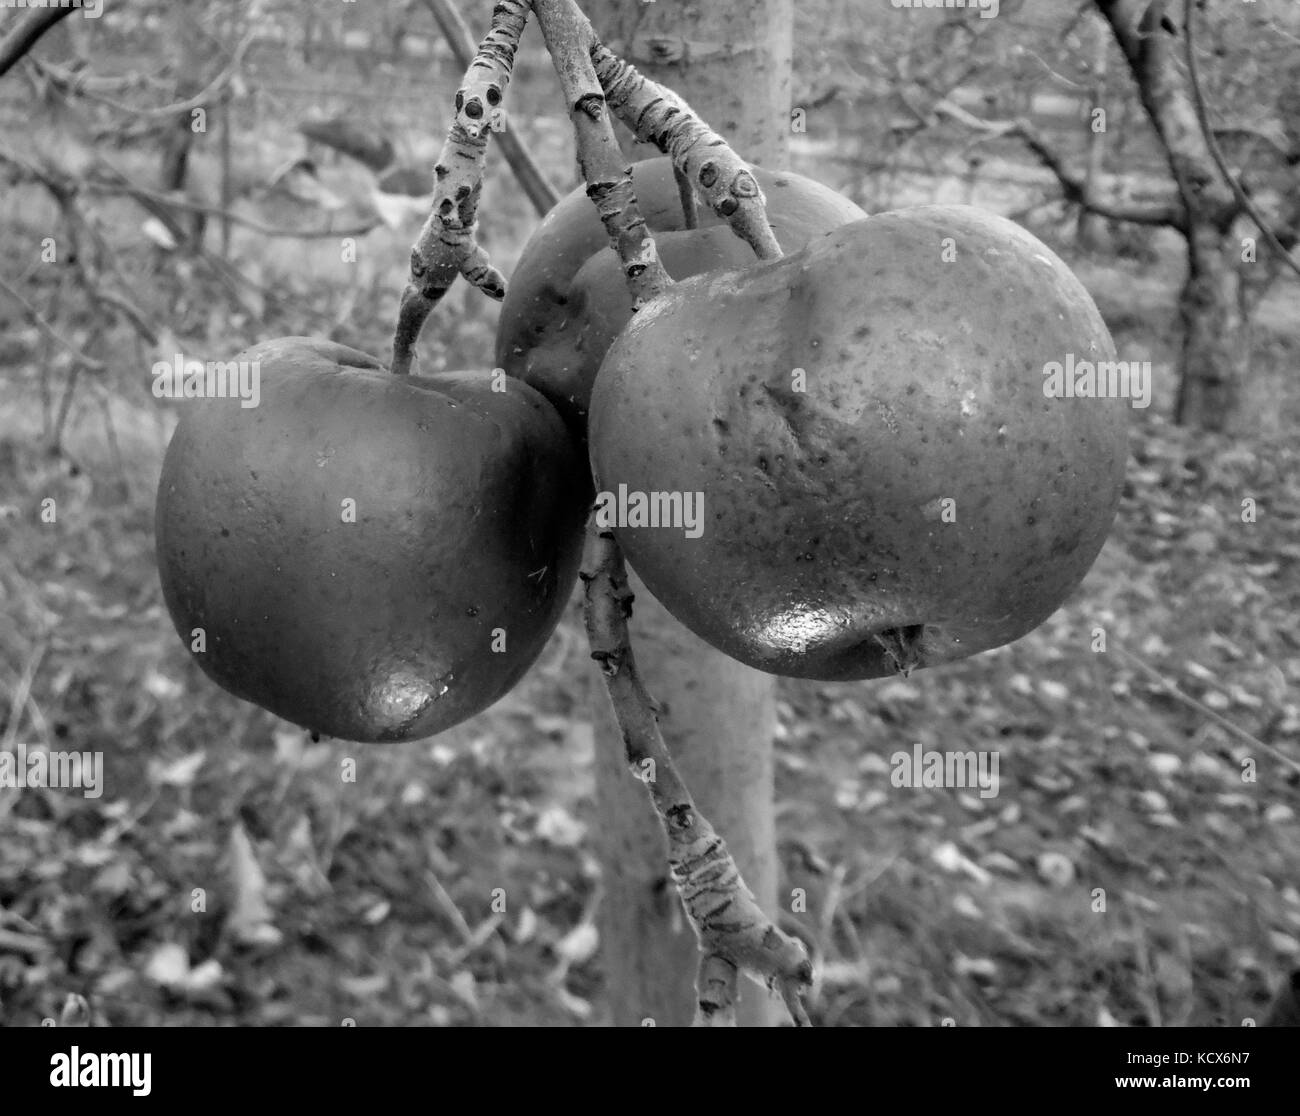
[496,156,866,436]
[588,207,1129,679]
[155,337,587,742]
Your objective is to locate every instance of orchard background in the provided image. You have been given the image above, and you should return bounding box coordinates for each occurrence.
[0,0,1298,1026]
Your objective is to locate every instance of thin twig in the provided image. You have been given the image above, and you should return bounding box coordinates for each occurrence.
[1183,0,1300,280]
[932,98,1184,227]
[1110,642,1300,777]
[673,164,698,231]
[2,639,47,752]
[91,172,384,241]
[0,273,104,372]
[28,29,255,121]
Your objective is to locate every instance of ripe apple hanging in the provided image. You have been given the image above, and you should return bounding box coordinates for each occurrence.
[155,337,587,742]
[588,206,1130,679]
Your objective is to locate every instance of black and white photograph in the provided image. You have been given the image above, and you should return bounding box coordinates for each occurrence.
[0,0,1297,1086]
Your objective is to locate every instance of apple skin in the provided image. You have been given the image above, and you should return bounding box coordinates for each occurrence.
[155,337,587,742]
[495,157,866,436]
[588,207,1129,680]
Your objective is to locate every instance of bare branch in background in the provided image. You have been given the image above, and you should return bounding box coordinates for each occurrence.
[1183,0,1300,280]
[0,272,105,373]
[27,31,256,121]
[0,4,76,80]
[933,98,1184,227]
[92,168,384,241]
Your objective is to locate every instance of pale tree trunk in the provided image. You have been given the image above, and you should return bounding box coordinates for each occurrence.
[583,0,793,1027]
[590,0,794,165]
[1076,15,1108,251]
[1095,0,1249,431]
[160,0,209,250]
[1178,224,1249,428]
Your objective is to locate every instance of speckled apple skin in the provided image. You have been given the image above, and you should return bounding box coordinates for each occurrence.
[155,337,587,742]
[589,207,1129,680]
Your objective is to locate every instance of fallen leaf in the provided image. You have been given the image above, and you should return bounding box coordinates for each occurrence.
[144,942,190,988]
[553,921,599,965]
[155,751,206,787]
[226,822,282,948]
[1036,852,1075,888]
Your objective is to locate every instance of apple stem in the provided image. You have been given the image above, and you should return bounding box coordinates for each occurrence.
[536,0,784,308]
[674,165,699,231]
[593,43,783,263]
[533,0,675,306]
[876,624,926,676]
[582,524,813,1027]
[422,0,562,217]
[393,0,787,377]
[390,1,525,374]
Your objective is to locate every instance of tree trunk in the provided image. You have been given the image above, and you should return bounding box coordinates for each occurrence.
[1076,15,1108,251]
[590,0,794,166]
[584,0,793,1027]
[160,1,209,251]
[1175,225,1248,428]
[1095,0,1249,431]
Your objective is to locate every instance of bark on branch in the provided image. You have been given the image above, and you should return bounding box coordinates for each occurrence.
[421,0,561,217]
[533,0,672,305]
[581,528,813,1026]
[592,44,782,262]
[390,0,529,374]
